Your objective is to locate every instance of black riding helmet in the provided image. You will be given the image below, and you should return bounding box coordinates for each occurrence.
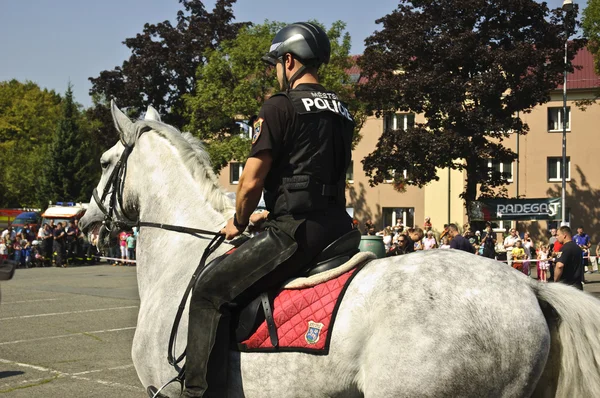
[262,22,331,90]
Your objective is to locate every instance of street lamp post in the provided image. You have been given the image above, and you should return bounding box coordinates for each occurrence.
[561,0,574,226]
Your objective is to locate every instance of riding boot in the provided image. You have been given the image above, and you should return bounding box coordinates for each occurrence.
[182,298,223,398]
[204,310,230,398]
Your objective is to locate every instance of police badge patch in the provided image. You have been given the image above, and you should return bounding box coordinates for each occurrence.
[305,321,324,344]
[252,118,263,144]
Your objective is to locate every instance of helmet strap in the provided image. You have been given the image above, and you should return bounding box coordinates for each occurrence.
[279,56,307,92]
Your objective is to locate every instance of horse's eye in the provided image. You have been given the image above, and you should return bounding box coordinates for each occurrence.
[101,160,109,169]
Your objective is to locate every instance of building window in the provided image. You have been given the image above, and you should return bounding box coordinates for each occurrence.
[383,207,414,229]
[230,162,244,184]
[548,107,571,132]
[346,161,354,183]
[235,121,253,139]
[486,160,513,182]
[547,157,570,182]
[384,169,409,184]
[384,113,415,132]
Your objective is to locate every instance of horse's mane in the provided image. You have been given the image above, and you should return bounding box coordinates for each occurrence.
[130,119,235,217]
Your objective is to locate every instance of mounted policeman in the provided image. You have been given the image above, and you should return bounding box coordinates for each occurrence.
[160,22,356,398]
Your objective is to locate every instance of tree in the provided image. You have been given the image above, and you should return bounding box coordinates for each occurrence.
[0,80,62,207]
[184,20,366,172]
[358,0,583,218]
[89,0,246,128]
[38,85,97,204]
[83,94,122,155]
[583,0,600,74]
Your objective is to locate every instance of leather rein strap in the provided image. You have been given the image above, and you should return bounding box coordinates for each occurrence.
[167,233,225,370]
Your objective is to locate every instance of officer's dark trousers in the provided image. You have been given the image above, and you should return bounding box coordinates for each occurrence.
[184,212,351,397]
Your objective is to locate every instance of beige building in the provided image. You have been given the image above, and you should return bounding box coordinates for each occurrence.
[219,48,600,243]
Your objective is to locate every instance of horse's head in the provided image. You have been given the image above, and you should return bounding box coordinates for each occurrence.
[80,101,161,249]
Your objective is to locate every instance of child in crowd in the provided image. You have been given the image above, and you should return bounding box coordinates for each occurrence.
[439,237,451,249]
[0,238,7,261]
[537,245,549,283]
[511,240,525,272]
[126,231,136,264]
[118,230,129,265]
[13,238,22,266]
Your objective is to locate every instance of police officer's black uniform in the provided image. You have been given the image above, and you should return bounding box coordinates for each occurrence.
[181,23,354,398]
[556,240,583,290]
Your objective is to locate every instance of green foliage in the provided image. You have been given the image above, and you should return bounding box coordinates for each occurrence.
[185,20,365,172]
[185,22,282,142]
[358,0,584,216]
[0,80,62,207]
[206,135,254,172]
[583,0,600,74]
[37,85,98,204]
[89,0,246,128]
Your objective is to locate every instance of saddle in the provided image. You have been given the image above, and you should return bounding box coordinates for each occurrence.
[230,228,362,347]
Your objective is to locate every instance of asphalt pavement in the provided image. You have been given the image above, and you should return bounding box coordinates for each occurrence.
[0,263,145,397]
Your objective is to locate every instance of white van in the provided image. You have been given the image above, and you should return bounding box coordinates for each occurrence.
[41,202,88,227]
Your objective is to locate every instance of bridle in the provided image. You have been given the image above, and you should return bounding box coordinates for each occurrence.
[91,126,222,239]
[91,126,227,397]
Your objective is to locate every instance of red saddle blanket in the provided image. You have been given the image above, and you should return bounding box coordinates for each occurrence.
[238,266,361,354]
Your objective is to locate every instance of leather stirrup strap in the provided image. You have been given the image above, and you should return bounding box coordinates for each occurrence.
[261,292,278,347]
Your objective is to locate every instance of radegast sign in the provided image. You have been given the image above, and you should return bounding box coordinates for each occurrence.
[469,198,562,221]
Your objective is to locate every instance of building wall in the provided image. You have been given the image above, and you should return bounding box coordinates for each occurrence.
[217,90,600,242]
[513,93,600,242]
[423,167,467,234]
[345,115,424,231]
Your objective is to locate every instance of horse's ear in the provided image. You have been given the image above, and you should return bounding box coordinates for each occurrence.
[111,100,133,143]
[144,105,161,122]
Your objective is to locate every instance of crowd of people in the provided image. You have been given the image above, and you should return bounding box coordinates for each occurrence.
[362,218,598,284]
[362,218,485,256]
[0,221,138,268]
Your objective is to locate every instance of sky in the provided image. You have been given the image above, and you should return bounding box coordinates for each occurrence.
[0,0,573,108]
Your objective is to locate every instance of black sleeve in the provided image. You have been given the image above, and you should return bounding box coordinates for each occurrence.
[558,243,581,267]
[249,97,288,158]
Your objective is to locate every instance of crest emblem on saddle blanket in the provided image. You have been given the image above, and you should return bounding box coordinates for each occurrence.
[305,321,325,344]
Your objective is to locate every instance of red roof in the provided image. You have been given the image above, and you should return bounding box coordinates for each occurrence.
[558,46,600,90]
[346,47,600,90]
[346,55,368,84]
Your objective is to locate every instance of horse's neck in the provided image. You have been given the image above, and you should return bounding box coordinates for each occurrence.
[133,144,233,302]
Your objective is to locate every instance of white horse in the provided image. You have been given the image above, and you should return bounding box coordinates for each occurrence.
[80,102,600,398]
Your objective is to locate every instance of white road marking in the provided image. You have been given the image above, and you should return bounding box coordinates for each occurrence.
[69,375,142,392]
[0,358,61,374]
[1,298,59,304]
[0,326,137,345]
[0,305,138,320]
[71,364,135,376]
[0,358,143,392]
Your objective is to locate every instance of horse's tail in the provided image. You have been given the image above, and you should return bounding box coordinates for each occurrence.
[531,280,600,398]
